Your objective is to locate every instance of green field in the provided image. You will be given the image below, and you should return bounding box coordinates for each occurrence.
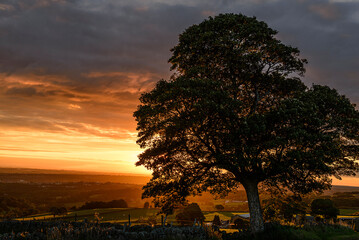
[19,208,158,223]
[203,211,247,221]
[339,209,359,216]
[18,209,250,224]
[19,208,359,226]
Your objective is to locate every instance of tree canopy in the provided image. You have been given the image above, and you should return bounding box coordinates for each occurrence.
[134,13,359,232]
[311,199,339,220]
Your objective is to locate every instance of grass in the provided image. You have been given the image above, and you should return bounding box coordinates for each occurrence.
[340,209,359,216]
[18,209,251,224]
[303,224,359,240]
[203,211,248,221]
[10,213,359,240]
[229,224,359,240]
[17,208,149,222]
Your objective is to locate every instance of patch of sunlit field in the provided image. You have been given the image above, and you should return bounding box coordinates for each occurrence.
[222,229,239,233]
[337,215,359,219]
[17,213,54,221]
[339,209,359,216]
[68,208,130,217]
[203,211,248,221]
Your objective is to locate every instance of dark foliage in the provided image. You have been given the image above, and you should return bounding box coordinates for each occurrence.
[175,203,205,225]
[214,205,224,211]
[0,221,357,240]
[134,13,359,232]
[233,217,251,231]
[212,215,221,226]
[0,182,143,211]
[49,207,67,218]
[311,199,339,220]
[263,195,307,222]
[78,199,128,210]
[0,195,38,219]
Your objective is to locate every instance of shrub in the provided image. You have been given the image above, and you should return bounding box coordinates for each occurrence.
[175,203,205,225]
[232,217,250,230]
[310,199,339,220]
[214,205,224,211]
[213,215,221,226]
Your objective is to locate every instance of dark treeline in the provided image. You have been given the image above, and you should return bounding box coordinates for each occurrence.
[0,182,143,211]
[330,192,359,209]
[0,195,38,219]
[0,173,150,185]
[78,199,128,210]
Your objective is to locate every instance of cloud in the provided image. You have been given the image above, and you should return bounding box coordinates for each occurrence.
[0,0,358,141]
[309,3,340,20]
[6,86,43,97]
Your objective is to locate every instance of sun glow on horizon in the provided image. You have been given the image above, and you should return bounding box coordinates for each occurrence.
[0,129,149,174]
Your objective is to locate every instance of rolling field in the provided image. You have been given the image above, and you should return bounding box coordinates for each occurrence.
[19,208,158,223]
[18,208,251,224]
[340,209,359,216]
[17,208,359,225]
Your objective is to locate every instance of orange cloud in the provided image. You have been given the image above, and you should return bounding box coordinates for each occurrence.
[0,70,151,173]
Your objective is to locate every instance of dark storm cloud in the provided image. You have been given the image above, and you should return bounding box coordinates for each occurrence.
[0,0,204,79]
[0,0,358,137]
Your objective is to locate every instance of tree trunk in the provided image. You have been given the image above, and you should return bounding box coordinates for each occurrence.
[243,180,264,233]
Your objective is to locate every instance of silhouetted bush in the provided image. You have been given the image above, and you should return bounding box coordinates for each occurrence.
[233,217,250,230]
[311,199,339,220]
[214,205,224,211]
[0,221,357,240]
[175,203,205,225]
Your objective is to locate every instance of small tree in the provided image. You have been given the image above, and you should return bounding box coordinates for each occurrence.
[213,215,221,226]
[135,13,359,233]
[311,199,339,221]
[58,207,67,216]
[175,203,205,225]
[147,214,157,226]
[214,204,225,211]
[50,207,59,218]
[143,202,150,209]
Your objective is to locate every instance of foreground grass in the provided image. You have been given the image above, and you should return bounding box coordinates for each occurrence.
[228,224,359,240]
[1,221,358,240]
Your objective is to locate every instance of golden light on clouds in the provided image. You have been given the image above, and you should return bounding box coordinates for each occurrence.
[0,70,155,174]
[0,130,148,174]
[68,104,81,110]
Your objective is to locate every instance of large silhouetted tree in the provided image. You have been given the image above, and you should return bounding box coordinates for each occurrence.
[134,14,359,233]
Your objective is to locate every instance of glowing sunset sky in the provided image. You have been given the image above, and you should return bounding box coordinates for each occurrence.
[0,0,358,184]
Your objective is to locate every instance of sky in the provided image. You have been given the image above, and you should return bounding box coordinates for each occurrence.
[0,0,358,184]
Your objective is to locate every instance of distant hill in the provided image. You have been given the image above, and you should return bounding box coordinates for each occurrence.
[0,167,151,185]
[325,185,359,194]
